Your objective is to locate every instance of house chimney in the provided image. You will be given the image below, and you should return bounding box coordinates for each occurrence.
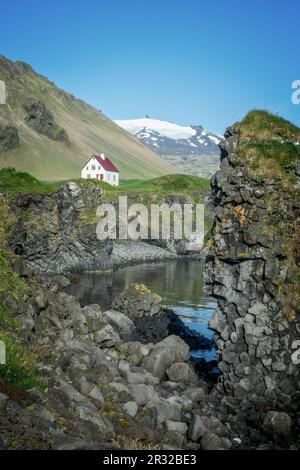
[100,153,105,160]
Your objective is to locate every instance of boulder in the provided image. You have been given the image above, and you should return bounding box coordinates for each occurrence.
[103,310,135,340]
[112,283,162,317]
[93,324,120,348]
[112,284,170,342]
[118,360,159,385]
[118,341,153,366]
[146,398,182,425]
[123,401,138,418]
[200,431,224,450]
[141,335,190,380]
[262,411,291,443]
[188,414,207,442]
[127,384,159,406]
[166,421,188,435]
[166,362,199,385]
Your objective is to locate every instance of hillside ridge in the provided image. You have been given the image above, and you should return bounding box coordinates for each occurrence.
[0,55,174,180]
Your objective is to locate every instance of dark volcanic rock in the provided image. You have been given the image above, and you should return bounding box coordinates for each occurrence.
[262,411,291,443]
[0,124,19,152]
[8,182,113,273]
[112,283,170,342]
[205,126,300,410]
[112,284,214,350]
[23,98,70,146]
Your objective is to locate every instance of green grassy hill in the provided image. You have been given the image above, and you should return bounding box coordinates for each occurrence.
[0,55,174,181]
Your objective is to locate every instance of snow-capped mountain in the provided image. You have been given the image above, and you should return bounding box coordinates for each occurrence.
[114,118,222,178]
[114,118,222,155]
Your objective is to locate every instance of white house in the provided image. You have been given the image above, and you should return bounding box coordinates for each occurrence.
[81,154,119,186]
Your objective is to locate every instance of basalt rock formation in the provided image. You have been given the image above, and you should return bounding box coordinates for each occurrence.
[206,111,300,411]
[7,182,113,273]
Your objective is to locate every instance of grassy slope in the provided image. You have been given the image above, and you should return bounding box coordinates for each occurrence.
[0,56,174,180]
[0,169,210,196]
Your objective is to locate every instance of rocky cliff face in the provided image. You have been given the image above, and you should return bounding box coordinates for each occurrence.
[206,122,300,410]
[6,182,113,273]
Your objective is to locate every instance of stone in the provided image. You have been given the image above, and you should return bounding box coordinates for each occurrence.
[120,341,153,366]
[239,378,252,392]
[75,405,114,439]
[93,324,121,348]
[185,385,208,401]
[146,398,182,425]
[103,310,135,340]
[127,384,159,406]
[112,283,162,317]
[29,404,56,423]
[167,395,193,412]
[54,438,101,451]
[118,360,159,385]
[188,415,207,442]
[166,421,188,435]
[201,431,224,450]
[141,335,190,379]
[123,401,138,418]
[88,386,104,406]
[262,411,291,443]
[166,362,199,385]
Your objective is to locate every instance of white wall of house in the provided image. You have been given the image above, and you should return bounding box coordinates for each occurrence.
[81,156,119,186]
[105,170,119,186]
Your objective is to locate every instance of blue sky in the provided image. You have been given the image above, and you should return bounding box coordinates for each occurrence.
[0,0,299,134]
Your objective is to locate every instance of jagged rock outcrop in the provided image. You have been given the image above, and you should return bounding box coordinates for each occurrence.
[206,124,300,410]
[7,182,113,273]
[112,283,214,349]
[0,124,19,152]
[1,259,298,449]
[23,98,70,146]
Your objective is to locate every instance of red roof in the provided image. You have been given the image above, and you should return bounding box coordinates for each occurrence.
[82,155,119,172]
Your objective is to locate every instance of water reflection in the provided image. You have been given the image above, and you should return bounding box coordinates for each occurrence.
[67,260,217,360]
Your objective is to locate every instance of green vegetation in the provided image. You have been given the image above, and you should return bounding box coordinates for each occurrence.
[0,328,42,389]
[0,252,28,302]
[237,140,300,177]
[235,110,300,181]
[0,169,210,199]
[235,110,300,141]
[103,174,210,200]
[0,300,17,329]
[0,168,109,194]
[0,252,41,389]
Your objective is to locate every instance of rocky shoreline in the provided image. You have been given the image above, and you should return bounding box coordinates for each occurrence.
[1,114,299,450]
[112,241,180,269]
[0,264,297,450]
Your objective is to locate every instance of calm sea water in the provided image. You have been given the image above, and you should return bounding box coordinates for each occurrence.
[67,260,217,360]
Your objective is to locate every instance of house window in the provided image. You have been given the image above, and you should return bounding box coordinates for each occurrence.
[113,175,116,181]
[91,165,95,170]
[87,174,91,178]
[86,166,89,170]
[98,166,101,170]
